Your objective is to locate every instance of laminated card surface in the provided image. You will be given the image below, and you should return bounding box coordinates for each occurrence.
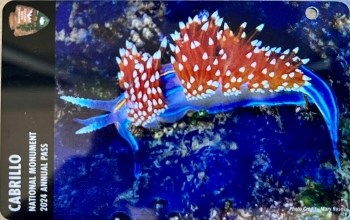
[1,1,350,219]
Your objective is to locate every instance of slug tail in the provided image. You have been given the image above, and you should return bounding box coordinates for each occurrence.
[299,66,340,168]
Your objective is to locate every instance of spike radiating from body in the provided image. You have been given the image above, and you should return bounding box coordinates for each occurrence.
[61,11,340,177]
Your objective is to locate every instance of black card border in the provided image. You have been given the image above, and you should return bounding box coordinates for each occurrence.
[1,1,55,219]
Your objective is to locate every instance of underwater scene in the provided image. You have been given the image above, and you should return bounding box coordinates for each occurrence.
[55,1,350,219]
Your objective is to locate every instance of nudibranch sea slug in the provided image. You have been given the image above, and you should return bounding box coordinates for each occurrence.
[61,11,340,177]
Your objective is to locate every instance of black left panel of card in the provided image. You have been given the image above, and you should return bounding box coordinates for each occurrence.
[1,2,55,219]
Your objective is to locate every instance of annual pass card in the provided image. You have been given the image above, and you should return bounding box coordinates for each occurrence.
[1,1,350,219]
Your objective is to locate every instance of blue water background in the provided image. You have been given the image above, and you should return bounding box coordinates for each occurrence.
[55,1,349,219]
